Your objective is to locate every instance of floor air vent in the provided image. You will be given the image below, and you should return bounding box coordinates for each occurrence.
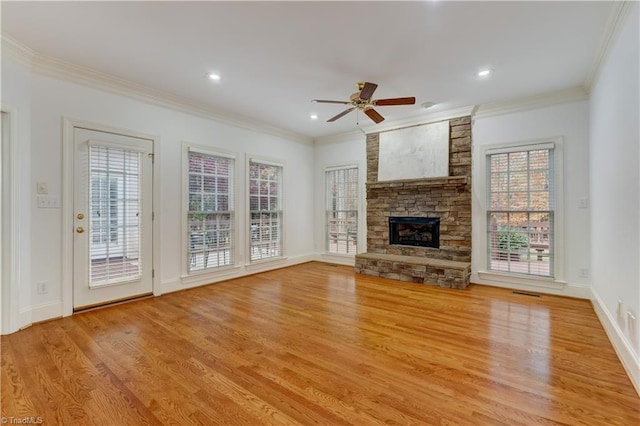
[512,291,541,298]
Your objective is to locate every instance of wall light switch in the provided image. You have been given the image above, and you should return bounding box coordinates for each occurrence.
[36,181,48,195]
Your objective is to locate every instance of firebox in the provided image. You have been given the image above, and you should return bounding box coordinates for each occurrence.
[389,217,440,248]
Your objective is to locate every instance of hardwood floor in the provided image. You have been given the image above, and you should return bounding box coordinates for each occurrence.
[2,262,639,425]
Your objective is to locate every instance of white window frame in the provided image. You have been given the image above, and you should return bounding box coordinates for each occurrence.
[324,165,359,256]
[478,137,565,287]
[182,144,237,278]
[246,156,285,264]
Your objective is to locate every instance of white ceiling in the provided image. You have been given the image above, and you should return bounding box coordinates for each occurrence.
[2,1,615,139]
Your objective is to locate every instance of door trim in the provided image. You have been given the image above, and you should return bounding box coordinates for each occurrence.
[1,106,21,334]
[62,118,161,317]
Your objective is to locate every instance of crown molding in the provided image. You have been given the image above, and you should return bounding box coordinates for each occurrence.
[473,86,589,119]
[365,106,475,135]
[313,129,365,146]
[313,106,475,145]
[584,1,634,90]
[1,35,35,66]
[1,35,312,145]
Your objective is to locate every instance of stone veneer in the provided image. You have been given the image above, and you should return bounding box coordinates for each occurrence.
[355,116,472,288]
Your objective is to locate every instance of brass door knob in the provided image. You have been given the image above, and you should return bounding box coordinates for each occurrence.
[76,226,85,234]
[77,213,85,220]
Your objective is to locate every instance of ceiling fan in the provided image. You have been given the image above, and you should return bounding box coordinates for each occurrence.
[313,82,416,124]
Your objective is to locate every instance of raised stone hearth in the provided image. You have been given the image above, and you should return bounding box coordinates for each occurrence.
[355,117,472,288]
[356,252,471,289]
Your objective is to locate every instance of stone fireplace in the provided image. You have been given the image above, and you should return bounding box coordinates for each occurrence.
[354,116,472,288]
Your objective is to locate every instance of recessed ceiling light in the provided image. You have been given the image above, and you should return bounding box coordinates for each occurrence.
[208,73,221,81]
[477,69,492,78]
[310,113,318,120]
[421,101,436,109]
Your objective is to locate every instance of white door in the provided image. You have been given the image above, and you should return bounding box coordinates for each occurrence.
[73,128,153,310]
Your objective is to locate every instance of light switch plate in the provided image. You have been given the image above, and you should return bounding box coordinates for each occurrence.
[36,181,48,194]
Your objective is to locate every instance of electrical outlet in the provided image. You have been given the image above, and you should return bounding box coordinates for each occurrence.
[579,268,589,278]
[578,198,589,209]
[37,281,48,295]
[628,312,636,333]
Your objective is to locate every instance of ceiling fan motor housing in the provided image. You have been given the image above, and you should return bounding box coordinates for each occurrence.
[350,92,373,109]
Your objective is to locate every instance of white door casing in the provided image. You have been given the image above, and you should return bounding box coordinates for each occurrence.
[72,127,153,310]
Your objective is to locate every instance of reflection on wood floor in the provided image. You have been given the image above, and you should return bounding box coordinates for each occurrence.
[2,262,638,425]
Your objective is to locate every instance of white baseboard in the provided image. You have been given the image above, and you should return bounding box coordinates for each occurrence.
[318,253,356,266]
[162,253,318,294]
[31,300,62,323]
[472,271,590,299]
[17,300,63,330]
[591,289,640,397]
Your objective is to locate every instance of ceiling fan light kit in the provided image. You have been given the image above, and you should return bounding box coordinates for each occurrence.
[313,82,416,124]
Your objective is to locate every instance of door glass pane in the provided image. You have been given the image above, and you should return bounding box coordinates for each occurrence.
[89,145,142,286]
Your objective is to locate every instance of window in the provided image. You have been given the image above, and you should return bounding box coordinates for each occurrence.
[325,167,358,254]
[187,150,234,272]
[249,160,283,261]
[487,144,555,277]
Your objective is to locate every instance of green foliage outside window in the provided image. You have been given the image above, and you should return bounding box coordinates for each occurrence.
[498,227,529,251]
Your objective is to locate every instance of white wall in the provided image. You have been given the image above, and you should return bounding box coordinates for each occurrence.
[471,101,591,297]
[1,58,33,333]
[3,56,315,331]
[313,133,367,264]
[589,3,639,392]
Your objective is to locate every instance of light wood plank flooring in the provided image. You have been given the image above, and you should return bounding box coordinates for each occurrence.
[2,262,639,425]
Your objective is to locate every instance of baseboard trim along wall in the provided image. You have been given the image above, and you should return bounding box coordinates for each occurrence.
[18,301,63,329]
[472,272,591,299]
[591,288,640,397]
[318,253,356,266]
[163,253,318,294]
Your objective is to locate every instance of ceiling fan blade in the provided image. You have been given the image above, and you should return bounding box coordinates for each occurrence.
[374,97,416,106]
[313,99,351,104]
[327,108,355,122]
[364,108,385,124]
[359,82,378,100]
